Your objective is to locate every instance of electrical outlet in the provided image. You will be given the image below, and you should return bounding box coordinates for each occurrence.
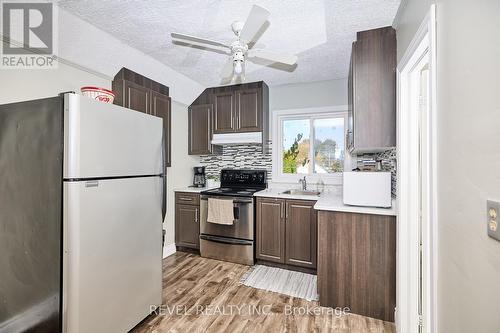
[487,200,500,242]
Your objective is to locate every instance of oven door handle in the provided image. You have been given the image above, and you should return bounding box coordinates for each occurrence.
[200,234,253,246]
[200,196,253,204]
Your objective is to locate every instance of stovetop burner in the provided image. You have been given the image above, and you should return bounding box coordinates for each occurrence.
[201,169,267,198]
[201,187,262,197]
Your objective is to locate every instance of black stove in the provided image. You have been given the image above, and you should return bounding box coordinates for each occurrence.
[201,169,267,198]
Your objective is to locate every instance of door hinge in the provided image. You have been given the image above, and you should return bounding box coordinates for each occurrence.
[418,315,424,327]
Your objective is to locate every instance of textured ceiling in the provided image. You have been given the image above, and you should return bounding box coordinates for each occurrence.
[57,0,400,87]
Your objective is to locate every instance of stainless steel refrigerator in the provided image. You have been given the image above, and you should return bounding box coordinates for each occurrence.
[0,93,164,333]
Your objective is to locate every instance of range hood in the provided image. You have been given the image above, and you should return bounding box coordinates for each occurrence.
[211,132,262,145]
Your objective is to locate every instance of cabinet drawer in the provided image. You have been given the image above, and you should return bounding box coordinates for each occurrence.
[175,192,200,205]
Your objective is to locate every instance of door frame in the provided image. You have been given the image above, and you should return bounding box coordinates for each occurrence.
[396,5,437,333]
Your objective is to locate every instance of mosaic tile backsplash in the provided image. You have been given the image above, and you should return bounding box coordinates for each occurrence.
[199,143,273,181]
[199,144,396,198]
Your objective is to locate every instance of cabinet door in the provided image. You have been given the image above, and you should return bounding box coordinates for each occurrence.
[175,204,199,249]
[256,198,285,263]
[189,104,213,155]
[317,211,396,322]
[235,88,262,132]
[352,27,396,152]
[213,92,235,133]
[285,200,317,268]
[124,80,150,114]
[151,92,171,167]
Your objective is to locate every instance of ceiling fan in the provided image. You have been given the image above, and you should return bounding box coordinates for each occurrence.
[171,5,298,82]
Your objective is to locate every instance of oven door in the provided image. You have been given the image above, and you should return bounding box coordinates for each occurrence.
[199,235,254,266]
[200,195,254,240]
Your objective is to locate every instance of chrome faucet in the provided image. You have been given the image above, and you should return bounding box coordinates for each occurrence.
[298,176,307,191]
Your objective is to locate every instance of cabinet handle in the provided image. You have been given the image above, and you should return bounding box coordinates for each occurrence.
[179,197,192,201]
[195,208,199,223]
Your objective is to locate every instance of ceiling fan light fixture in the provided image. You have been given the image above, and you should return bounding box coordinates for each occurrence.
[234,61,243,75]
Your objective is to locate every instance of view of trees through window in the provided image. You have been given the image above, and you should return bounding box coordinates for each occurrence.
[282,117,344,174]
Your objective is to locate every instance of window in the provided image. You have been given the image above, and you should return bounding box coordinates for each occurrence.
[272,107,348,184]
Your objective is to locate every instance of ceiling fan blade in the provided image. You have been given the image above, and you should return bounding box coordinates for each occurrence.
[171,32,230,49]
[247,49,297,65]
[239,5,270,43]
[221,57,234,79]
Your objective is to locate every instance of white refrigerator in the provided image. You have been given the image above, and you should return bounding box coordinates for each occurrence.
[62,93,164,333]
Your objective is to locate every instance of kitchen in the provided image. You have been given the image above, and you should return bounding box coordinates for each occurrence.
[1,1,500,333]
[173,23,397,326]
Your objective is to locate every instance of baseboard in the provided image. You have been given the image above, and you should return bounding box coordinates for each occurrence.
[162,243,176,259]
[256,260,317,275]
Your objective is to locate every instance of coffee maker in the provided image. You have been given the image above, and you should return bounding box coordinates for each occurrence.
[193,166,206,188]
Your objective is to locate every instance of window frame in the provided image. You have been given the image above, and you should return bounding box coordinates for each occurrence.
[272,106,350,185]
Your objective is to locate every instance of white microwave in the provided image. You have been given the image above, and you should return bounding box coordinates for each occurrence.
[343,172,392,208]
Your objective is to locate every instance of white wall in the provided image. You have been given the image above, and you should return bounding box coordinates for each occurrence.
[269,78,348,111]
[393,0,433,62]
[0,59,110,104]
[396,0,500,332]
[164,101,199,247]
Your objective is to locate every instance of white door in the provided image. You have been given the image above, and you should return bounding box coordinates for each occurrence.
[63,93,163,179]
[63,176,162,333]
[397,6,437,331]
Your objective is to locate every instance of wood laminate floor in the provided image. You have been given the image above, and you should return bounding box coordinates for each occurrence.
[131,252,396,333]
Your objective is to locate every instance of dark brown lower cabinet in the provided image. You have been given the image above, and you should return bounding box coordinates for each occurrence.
[256,198,285,263]
[175,192,200,250]
[256,198,317,269]
[317,210,396,322]
[285,200,317,269]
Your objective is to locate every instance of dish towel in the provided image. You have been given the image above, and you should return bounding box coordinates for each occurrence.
[207,198,235,225]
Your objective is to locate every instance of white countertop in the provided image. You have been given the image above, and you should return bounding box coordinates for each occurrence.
[173,186,217,193]
[254,188,396,216]
[253,188,321,201]
[314,192,396,216]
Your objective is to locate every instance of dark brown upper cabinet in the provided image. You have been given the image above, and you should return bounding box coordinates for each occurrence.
[213,84,264,134]
[112,68,171,167]
[347,26,396,154]
[235,87,262,132]
[151,91,171,167]
[256,197,317,269]
[213,91,235,133]
[123,80,150,114]
[188,104,214,155]
[188,81,269,155]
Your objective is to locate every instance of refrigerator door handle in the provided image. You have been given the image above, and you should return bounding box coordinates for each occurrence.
[161,131,167,222]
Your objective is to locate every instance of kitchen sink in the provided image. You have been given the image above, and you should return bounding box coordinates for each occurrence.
[280,189,321,196]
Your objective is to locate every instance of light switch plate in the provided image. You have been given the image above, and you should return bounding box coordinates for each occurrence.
[487,200,500,242]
